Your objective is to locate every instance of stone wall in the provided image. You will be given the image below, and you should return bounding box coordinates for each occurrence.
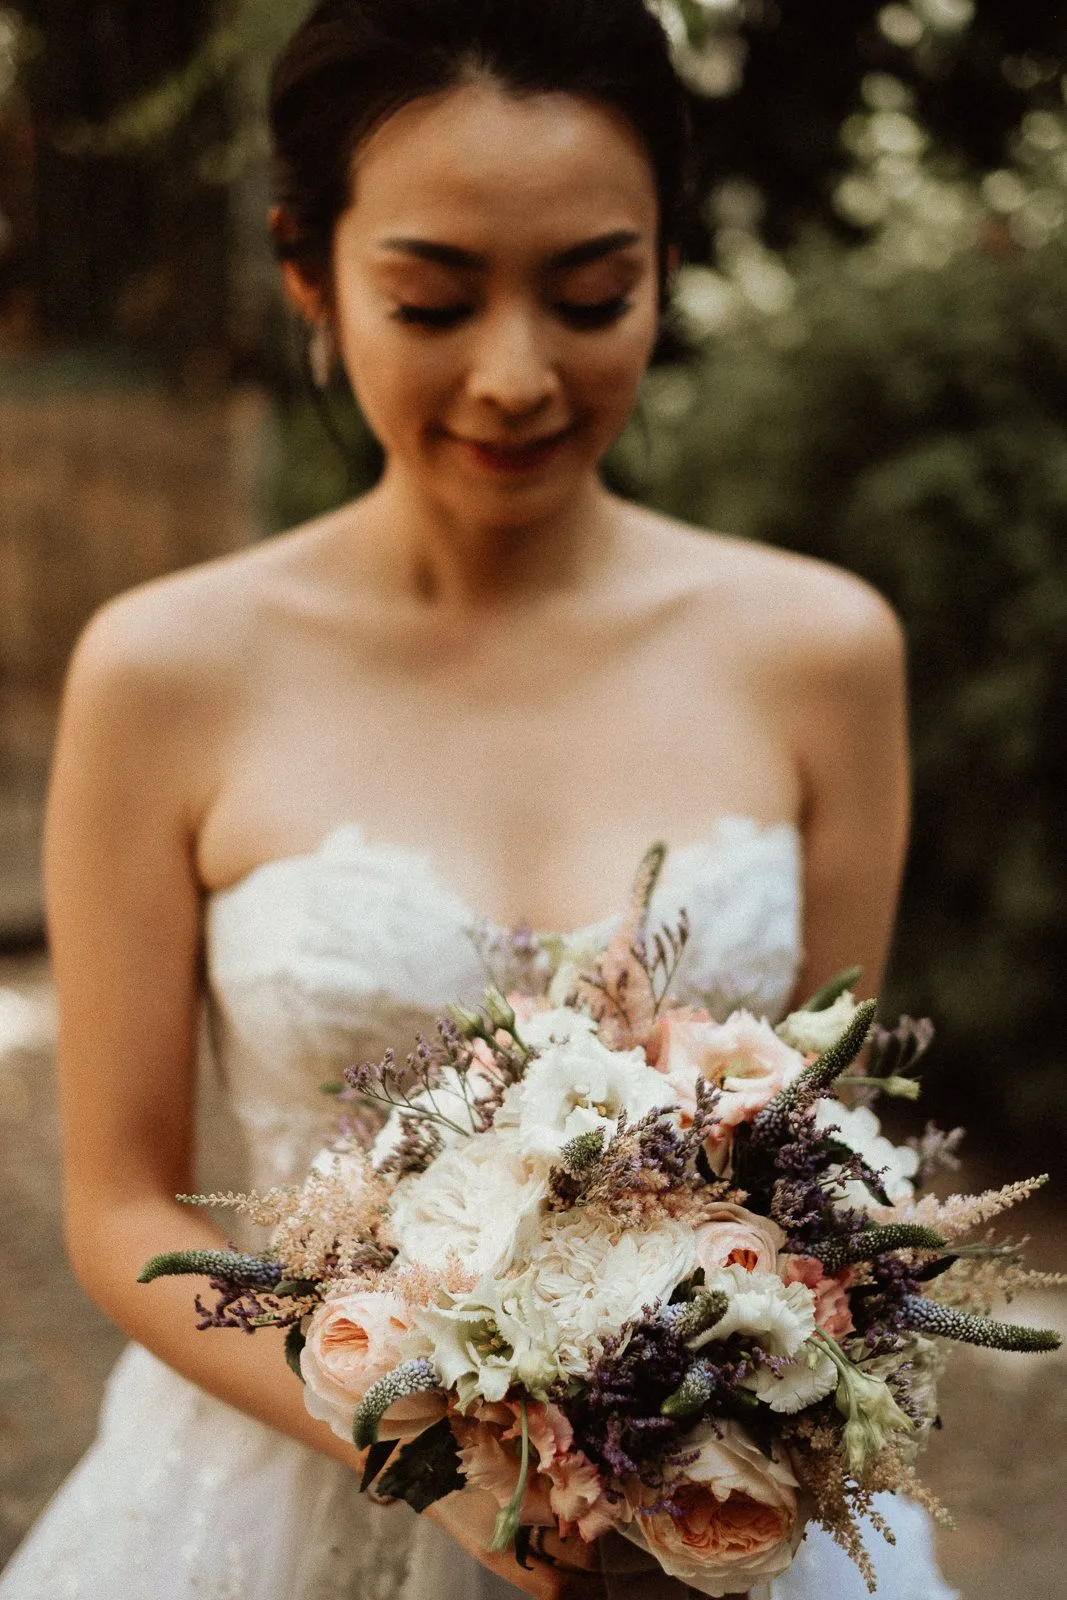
[0,385,264,939]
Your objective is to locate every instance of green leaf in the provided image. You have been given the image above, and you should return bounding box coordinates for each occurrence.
[360,1438,398,1493]
[802,967,864,1012]
[375,1418,466,1514]
[284,1323,306,1381]
[514,1526,534,1572]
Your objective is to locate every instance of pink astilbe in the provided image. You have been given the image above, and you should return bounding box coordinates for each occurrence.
[872,1175,1049,1241]
[389,1254,479,1309]
[574,843,670,1051]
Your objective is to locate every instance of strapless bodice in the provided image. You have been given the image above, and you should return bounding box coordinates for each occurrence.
[197,817,803,1196]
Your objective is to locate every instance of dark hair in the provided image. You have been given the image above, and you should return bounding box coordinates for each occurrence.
[269,0,692,298]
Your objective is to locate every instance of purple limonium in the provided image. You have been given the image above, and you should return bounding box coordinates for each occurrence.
[568,1310,747,1486]
[193,1277,310,1334]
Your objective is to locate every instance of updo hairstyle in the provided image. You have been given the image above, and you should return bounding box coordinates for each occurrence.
[269,0,692,302]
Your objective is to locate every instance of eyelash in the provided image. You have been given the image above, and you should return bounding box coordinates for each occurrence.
[391,295,633,332]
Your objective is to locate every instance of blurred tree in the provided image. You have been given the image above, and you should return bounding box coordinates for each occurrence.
[15,0,229,365]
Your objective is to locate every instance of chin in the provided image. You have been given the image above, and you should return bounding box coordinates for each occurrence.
[432,462,595,533]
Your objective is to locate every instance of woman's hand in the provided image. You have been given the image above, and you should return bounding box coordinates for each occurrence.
[424,1488,602,1599]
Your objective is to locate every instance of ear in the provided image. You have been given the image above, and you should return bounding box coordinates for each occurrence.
[665,243,681,280]
[269,205,328,324]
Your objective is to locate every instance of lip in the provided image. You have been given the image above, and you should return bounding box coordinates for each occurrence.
[445,425,576,474]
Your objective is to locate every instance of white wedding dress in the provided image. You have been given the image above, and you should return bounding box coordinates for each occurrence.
[1,819,957,1599]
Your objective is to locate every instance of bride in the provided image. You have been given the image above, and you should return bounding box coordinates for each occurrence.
[1,1,958,1596]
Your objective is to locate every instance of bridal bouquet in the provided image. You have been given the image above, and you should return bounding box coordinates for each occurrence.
[142,846,1061,1596]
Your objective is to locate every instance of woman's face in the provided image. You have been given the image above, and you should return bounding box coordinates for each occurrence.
[325,82,661,533]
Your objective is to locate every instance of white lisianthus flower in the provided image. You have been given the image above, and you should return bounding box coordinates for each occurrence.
[777,991,861,1056]
[515,1006,600,1050]
[521,1210,697,1374]
[695,1265,816,1360]
[370,1064,496,1169]
[410,1269,561,1409]
[390,1125,547,1276]
[748,1339,839,1414]
[500,1017,677,1165]
[814,1100,919,1211]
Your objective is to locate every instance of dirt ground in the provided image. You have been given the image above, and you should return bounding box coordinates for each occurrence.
[1,950,1065,1598]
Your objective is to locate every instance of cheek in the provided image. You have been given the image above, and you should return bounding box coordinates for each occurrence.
[570,315,659,421]
[339,322,454,442]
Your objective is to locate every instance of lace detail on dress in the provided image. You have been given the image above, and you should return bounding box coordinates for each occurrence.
[200,818,804,1195]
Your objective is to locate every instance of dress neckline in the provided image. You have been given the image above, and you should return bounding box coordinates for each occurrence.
[206,814,801,945]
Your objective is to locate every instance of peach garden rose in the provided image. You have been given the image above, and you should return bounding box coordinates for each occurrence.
[622,1420,801,1596]
[300,1287,444,1444]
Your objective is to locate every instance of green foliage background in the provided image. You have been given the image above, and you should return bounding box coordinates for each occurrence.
[270,228,1067,1152]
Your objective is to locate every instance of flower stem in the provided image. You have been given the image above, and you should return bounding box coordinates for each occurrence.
[489,1399,531,1554]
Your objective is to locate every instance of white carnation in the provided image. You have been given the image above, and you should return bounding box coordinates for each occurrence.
[777,992,861,1055]
[749,1340,839,1413]
[521,1209,697,1374]
[502,1019,677,1165]
[697,1265,816,1359]
[814,1100,919,1211]
[390,1125,547,1277]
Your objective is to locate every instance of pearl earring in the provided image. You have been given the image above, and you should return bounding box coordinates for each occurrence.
[309,321,335,389]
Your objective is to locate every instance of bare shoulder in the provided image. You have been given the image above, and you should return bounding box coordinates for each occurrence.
[70,503,354,717]
[58,515,342,830]
[621,503,905,692]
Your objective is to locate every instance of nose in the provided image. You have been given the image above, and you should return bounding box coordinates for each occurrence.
[464,306,561,420]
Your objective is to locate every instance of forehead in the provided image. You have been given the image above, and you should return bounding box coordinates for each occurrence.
[341,82,659,253]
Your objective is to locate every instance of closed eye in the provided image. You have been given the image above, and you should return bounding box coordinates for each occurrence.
[391,296,633,332]
[557,295,632,330]
[392,304,472,329]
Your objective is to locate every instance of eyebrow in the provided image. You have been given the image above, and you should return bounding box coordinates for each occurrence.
[378,229,643,271]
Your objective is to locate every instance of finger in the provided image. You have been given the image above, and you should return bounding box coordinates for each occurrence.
[538,1528,600,1572]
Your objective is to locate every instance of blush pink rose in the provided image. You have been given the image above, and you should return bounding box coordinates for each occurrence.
[622,1420,801,1596]
[782,1255,855,1340]
[300,1288,444,1444]
[693,1204,786,1278]
[652,1011,805,1152]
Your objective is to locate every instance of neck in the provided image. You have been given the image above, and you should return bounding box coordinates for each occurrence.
[352,465,618,612]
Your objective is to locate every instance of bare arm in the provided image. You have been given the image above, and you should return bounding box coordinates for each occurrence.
[45,591,571,1599]
[786,579,911,1006]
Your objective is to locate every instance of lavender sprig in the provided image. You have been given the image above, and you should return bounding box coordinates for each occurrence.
[752,1000,878,1146]
[353,1359,441,1449]
[138,1248,282,1289]
[899,1296,1062,1352]
[814,1224,948,1274]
